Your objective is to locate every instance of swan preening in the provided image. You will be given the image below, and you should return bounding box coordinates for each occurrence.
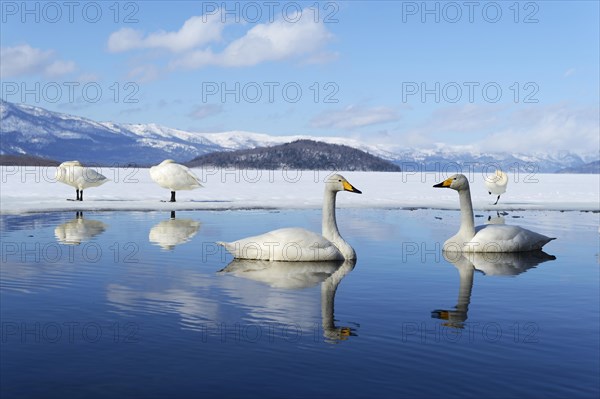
[434,174,555,252]
[484,169,508,205]
[217,174,362,261]
[149,160,203,202]
[55,161,108,201]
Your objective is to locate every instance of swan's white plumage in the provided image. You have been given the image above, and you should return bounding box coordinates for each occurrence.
[219,227,344,261]
[218,174,361,261]
[434,174,554,252]
[149,160,202,191]
[485,169,508,204]
[460,224,556,252]
[55,161,108,191]
[485,169,508,195]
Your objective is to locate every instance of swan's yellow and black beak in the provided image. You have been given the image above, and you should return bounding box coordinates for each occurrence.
[433,178,453,188]
[343,181,362,194]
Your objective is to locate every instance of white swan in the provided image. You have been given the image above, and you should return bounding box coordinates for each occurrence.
[55,161,108,201]
[149,160,202,202]
[218,174,362,261]
[484,169,508,205]
[434,174,555,252]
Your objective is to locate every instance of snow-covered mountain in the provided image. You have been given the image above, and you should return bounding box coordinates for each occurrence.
[1,100,597,171]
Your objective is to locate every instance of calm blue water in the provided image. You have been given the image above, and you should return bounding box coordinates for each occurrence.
[1,209,599,398]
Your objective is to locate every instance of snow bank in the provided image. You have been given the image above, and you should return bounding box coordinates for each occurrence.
[0,166,598,214]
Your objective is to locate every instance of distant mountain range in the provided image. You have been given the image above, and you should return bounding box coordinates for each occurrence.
[556,160,600,174]
[187,139,401,171]
[1,100,598,172]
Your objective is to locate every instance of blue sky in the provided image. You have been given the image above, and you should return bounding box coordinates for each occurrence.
[1,1,599,155]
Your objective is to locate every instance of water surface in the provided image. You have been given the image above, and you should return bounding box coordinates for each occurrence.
[1,209,598,398]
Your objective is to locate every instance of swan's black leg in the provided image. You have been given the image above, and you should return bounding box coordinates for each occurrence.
[493,195,500,205]
[76,189,80,201]
[170,191,176,202]
[79,190,84,201]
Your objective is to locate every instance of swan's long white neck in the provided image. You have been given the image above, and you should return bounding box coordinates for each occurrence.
[322,189,355,260]
[458,187,476,240]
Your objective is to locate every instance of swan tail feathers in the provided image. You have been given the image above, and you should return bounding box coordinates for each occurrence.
[217,241,240,257]
[535,236,556,250]
[216,240,231,249]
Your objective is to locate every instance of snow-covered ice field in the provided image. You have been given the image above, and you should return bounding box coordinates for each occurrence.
[0,166,598,214]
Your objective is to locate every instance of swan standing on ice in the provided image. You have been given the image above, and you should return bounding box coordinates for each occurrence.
[149,160,202,202]
[55,161,108,201]
[434,174,555,252]
[484,169,508,205]
[218,174,362,261]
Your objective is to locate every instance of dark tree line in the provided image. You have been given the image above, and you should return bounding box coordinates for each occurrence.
[186,140,402,171]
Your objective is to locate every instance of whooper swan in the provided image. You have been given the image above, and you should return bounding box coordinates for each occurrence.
[434,174,555,252]
[484,169,508,205]
[149,160,202,202]
[55,161,108,201]
[218,174,362,261]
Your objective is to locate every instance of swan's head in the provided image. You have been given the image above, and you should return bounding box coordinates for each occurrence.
[433,174,469,191]
[326,174,362,194]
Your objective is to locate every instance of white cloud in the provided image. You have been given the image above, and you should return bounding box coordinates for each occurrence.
[477,104,599,155]
[169,9,334,69]
[44,60,76,77]
[76,72,100,82]
[400,103,599,156]
[127,64,162,83]
[0,44,76,78]
[107,14,225,53]
[564,68,576,77]
[109,8,335,78]
[418,104,508,134]
[310,105,400,130]
[189,104,223,119]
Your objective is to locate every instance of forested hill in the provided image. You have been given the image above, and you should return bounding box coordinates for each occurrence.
[186,140,401,171]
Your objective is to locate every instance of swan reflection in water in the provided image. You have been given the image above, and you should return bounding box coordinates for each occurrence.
[219,259,357,342]
[149,211,201,250]
[486,211,508,225]
[432,251,556,328]
[54,211,107,245]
